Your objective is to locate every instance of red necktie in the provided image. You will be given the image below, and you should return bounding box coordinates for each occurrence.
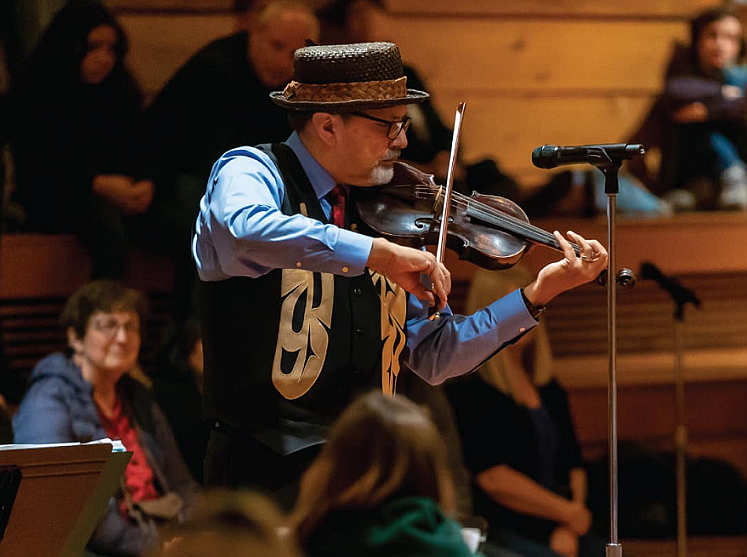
[327,185,347,228]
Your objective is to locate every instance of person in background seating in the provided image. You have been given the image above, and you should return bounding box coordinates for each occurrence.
[144,1,319,322]
[156,489,302,557]
[13,280,199,556]
[629,4,747,211]
[292,390,483,557]
[447,265,605,557]
[153,317,210,483]
[8,0,156,278]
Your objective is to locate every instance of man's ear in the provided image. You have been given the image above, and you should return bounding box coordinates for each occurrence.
[312,112,341,146]
[67,327,84,355]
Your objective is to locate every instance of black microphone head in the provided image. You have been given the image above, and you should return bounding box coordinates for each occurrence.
[625,143,646,157]
[532,145,559,169]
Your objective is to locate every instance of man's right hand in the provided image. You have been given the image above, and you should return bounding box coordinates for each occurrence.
[367,237,451,309]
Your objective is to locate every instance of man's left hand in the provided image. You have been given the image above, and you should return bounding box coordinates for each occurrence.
[523,230,607,307]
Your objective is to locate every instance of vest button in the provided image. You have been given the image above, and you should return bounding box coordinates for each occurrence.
[353,287,362,296]
[354,328,364,337]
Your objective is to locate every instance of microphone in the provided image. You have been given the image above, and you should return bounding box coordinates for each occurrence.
[532,143,645,169]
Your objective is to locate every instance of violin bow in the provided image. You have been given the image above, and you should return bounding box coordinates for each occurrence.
[430,101,466,320]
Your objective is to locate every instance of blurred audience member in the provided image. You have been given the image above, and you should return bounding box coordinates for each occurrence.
[318,0,520,200]
[155,489,302,557]
[293,390,482,557]
[143,0,318,322]
[148,0,318,179]
[8,0,155,278]
[629,4,747,211]
[521,168,672,219]
[153,317,209,483]
[13,280,199,556]
[447,266,605,557]
[397,371,474,521]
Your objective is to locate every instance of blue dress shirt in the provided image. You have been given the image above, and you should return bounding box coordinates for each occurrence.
[193,132,538,384]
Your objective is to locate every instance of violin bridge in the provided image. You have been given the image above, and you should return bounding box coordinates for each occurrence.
[431,185,444,217]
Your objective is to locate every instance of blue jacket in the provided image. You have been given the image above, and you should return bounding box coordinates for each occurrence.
[13,353,199,556]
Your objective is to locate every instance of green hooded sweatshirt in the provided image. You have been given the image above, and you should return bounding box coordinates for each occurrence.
[304,496,483,557]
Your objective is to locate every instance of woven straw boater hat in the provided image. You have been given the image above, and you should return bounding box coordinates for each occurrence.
[269,42,429,111]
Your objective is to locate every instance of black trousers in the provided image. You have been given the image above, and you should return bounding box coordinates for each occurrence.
[203,425,321,511]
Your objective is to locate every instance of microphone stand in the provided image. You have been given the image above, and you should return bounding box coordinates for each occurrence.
[533,144,642,557]
[597,157,623,557]
[640,262,701,557]
[589,150,637,557]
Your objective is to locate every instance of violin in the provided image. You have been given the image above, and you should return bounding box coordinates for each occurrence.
[354,160,582,271]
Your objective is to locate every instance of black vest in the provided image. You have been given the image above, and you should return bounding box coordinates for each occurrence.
[199,143,407,453]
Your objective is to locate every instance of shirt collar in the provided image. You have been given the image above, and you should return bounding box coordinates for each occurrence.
[285,131,338,200]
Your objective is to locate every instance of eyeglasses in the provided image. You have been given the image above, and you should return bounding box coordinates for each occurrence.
[89,317,140,337]
[350,112,412,140]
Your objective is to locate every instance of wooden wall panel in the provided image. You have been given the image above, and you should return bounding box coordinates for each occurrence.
[372,16,689,180]
[388,0,718,18]
[568,381,747,475]
[428,94,655,181]
[516,213,747,276]
[118,13,239,99]
[383,18,688,94]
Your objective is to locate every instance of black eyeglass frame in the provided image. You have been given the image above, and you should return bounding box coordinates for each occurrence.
[350,111,412,140]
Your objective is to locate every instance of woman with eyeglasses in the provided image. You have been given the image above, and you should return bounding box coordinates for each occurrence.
[13,280,199,557]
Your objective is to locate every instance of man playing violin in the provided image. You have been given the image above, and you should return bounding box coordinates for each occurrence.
[192,42,607,505]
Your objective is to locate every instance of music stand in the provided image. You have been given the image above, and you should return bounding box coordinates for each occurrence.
[0,442,131,557]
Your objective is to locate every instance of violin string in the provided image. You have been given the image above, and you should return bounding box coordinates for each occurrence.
[413,184,581,254]
[414,185,542,238]
[421,186,579,254]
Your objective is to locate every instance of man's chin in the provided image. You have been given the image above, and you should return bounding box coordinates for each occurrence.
[370,164,395,186]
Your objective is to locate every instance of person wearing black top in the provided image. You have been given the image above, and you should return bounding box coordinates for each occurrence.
[447,265,605,557]
[152,318,210,483]
[143,0,318,321]
[9,0,154,278]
